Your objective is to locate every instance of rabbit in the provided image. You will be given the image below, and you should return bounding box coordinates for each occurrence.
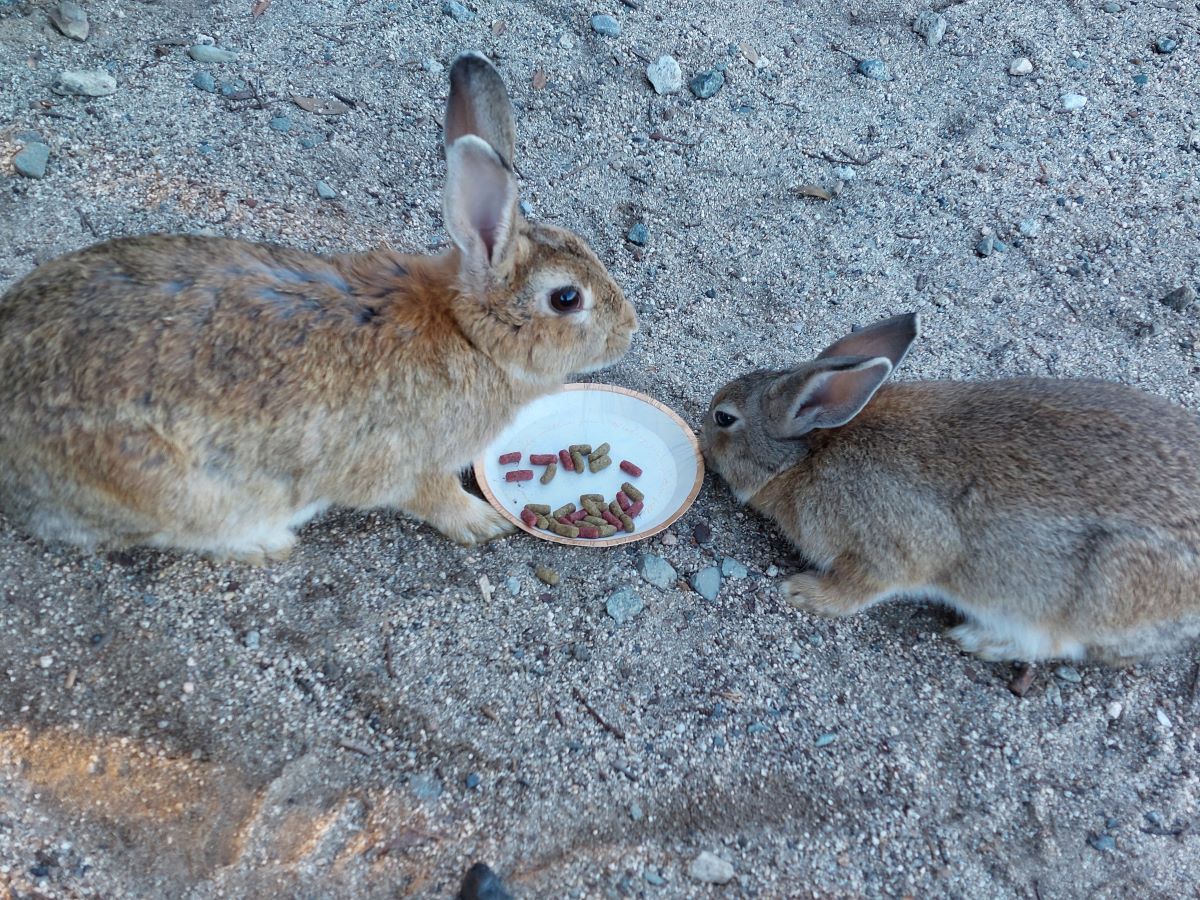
[0,52,637,563]
[701,312,1200,663]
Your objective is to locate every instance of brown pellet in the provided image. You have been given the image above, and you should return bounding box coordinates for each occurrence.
[569,443,592,455]
[529,453,557,465]
[588,455,612,473]
[535,515,550,529]
[524,503,551,515]
[622,482,644,502]
[540,462,557,484]
[552,503,576,519]
[619,514,635,533]
[583,516,607,527]
[580,494,605,504]
[498,451,521,465]
[588,442,611,461]
[597,524,617,538]
[535,565,560,585]
[609,500,623,516]
[570,450,585,474]
[582,501,601,518]
[551,522,580,538]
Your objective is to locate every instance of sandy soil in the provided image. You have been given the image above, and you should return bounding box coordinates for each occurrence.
[1,0,1198,897]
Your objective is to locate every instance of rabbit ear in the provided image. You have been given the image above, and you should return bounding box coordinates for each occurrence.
[766,357,894,438]
[817,313,920,371]
[443,136,519,280]
[445,52,517,168]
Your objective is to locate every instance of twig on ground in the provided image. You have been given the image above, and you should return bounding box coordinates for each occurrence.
[573,687,626,740]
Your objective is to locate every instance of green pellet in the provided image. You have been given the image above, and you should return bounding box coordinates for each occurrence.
[540,462,557,485]
[536,515,550,529]
[535,565,560,585]
[524,503,551,515]
[588,454,612,473]
[622,482,644,502]
[551,522,580,539]
[609,500,623,516]
[589,442,610,461]
[571,450,585,474]
[583,515,607,527]
[580,494,605,504]
[569,443,592,455]
[596,524,617,537]
[552,502,576,519]
[581,503,601,519]
[619,514,635,533]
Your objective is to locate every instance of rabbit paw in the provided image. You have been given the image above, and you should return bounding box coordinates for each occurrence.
[210,531,297,567]
[441,496,518,546]
[404,475,517,546]
[947,621,1044,662]
[781,572,869,617]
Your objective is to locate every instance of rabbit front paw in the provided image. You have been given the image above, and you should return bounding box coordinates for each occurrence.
[781,571,870,617]
[404,476,517,546]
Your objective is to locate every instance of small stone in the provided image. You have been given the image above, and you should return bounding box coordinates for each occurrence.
[688,851,734,885]
[629,802,644,822]
[570,642,591,662]
[644,869,665,886]
[299,134,323,149]
[13,143,50,179]
[38,655,53,669]
[1101,1,1121,11]
[442,0,475,22]
[422,57,445,74]
[606,587,644,625]
[410,772,442,800]
[244,630,260,649]
[689,68,725,99]
[646,55,683,94]
[1106,701,1123,719]
[558,33,576,50]
[912,10,947,48]
[1055,665,1082,683]
[1089,834,1116,852]
[636,554,677,590]
[660,531,678,546]
[191,72,217,92]
[833,165,856,182]
[1018,218,1041,238]
[1132,73,1149,87]
[505,576,521,596]
[627,223,648,246]
[465,772,482,789]
[690,567,722,602]
[590,14,620,37]
[814,732,837,747]
[765,564,779,577]
[1155,708,1172,728]
[219,78,248,98]
[1009,57,1034,76]
[1160,284,1197,312]
[535,565,559,586]
[188,44,238,64]
[720,558,748,579]
[52,69,117,97]
[975,235,997,257]
[315,180,336,200]
[49,1,89,41]
[693,522,713,545]
[269,116,292,133]
[1154,37,1178,54]
[856,59,889,81]
[1060,93,1087,111]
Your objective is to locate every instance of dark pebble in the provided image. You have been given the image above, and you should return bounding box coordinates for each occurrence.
[689,68,725,99]
[693,522,713,545]
[458,862,513,900]
[465,772,482,789]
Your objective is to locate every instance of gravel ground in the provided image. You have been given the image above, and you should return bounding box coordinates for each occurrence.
[2,1,1199,897]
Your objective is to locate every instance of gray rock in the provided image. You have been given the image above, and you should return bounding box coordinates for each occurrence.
[912,10,947,48]
[442,0,475,22]
[1089,833,1116,852]
[1060,93,1087,111]
[1055,665,1082,683]
[1102,1,1121,11]
[688,851,735,885]
[833,165,857,182]
[644,869,665,885]
[1160,284,1197,312]
[606,587,644,625]
[558,33,576,50]
[1018,218,1041,238]
[690,567,722,602]
[814,732,837,747]
[591,14,621,37]
[629,802,644,821]
[244,630,261,649]
[192,72,217,93]
[636,554,677,589]
[188,44,239,64]
[315,180,337,200]
[1009,57,1034,76]
[646,55,682,94]
[720,557,748,579]
[409,771,443,800]
[505,576,521,596]
[689,68,725,99]
[13,143,50,179]
[299,134,323,150]
[423,57,445,74]
[269,116,292,133]
[49,1,89,41]
[465,772,481,789]
[976,235,997,257]
[627,223,648,245]
[53,69,118,97]
[219,78,248,98]
[857,59,889,81]
[1154,37,1177,54]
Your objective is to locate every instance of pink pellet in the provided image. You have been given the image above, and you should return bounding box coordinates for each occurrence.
[626,500,644,518]
[558,449,574,471]
[577,525,600,539]
[498,451,521,465]
[619,460,643,477]
[530,453,556,465]
[557,516,574,526]
[520,508,538,526]
[601,509,622,527]
[505,469,534,482]
[568,509,589,523]
[616,491,632,511]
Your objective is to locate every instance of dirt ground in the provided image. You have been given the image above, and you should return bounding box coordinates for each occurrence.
[2,0,1199,897]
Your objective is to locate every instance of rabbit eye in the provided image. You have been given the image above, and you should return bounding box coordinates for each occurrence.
[549,286,582,313]
[714,410,737,428]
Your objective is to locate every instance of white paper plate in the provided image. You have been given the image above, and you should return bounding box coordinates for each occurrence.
[474,384,705,547]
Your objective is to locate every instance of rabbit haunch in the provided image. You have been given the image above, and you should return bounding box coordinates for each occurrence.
[702,313,1200,663]
[0,52,636,560]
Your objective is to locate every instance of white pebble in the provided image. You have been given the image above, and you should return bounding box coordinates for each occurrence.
[38,655,53,669]
[1105,701,1123,719]
[1155,708,1172,728]
[1009,57,1033,76]
[1060,93,1087,111]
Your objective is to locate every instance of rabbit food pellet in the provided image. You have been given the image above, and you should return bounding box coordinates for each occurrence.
[552,502,576,519]
[520,508,540,526]
[619,460,642,477]
[529,453,557,465]
[569,443,592,455]
[558,449,574,471]
[524,503,551,515]
[588,455,612,473]
[581,494,605,504]
[570,449,585,474]
[535,565,560,586]
[498,451,522,465]
[540,462,557,484]
[622,482,644,502]
[505,469,533,482]
[589,442,610,461]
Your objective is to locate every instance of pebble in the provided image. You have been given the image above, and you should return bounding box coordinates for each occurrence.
[1106,701,1123,719]
[857,59,889,81]
[442,0,475,22]
[220,78,248,98]
[975,235,1006,257]
[636,554,677,590]
[688,851,735,885]
[269,116,292,133]
[1055,665,1082,683]
[53,69,117,97]
[1132,73,1149,88]
[1018,218,1041,238]
[505,576,521,596]
[629,802,644,822]
[423,58,445,74]
[912,10,947,48]
[814,732,837,747]
[49,0,89,41]
[766,564,779,577]
[1060,93,1087,111]
[689,69,725,99]
[188,44,238,64]
[465,772,482,789]
[1066,57,1091,72]
[558,33,576,50]
[38,655,53,669]
[570,642,591,662]
[646,55,682,94]
[590,14,621,37]
[1089,834,1116,852]
[535,565,559,586]
[410,772,442,800]
[720,558,748,579]
[644,869,665,886]
[660,531,677,547]
[833,165,857,182]
[690,567,722,602]
[693,522,713,545]
[1009,57,1034,76]
[627,223,648,246]
[1101,1,1121,10]
[192,72,217,92]
[13,143,50,179]
[299,134,323,149]
[315,180,337,200]
[606,587,645,625]
[1160,284,1197,312]
[1154,37,1177,54]
[1155,708,1171,728]
[244,630,261,649]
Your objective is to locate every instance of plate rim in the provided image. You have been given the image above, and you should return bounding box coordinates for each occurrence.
[472,383,705,548]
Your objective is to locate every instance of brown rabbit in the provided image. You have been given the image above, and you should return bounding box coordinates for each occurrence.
[701,313,1200,662]
[0,52,637,562]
